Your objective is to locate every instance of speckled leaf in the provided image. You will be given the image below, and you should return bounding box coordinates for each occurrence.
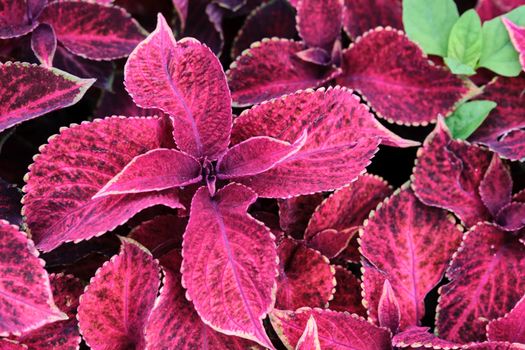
[437,223,525,342]
[39,1,146,60]
[392,326,464,349]
[378,280,400,333]
[0,221,66,337]
[412,118,493,227]
[337,28,470,124]
[0,62,94,132]
[23,116,184,252]
[78,238,160,350]
[231,88,414,198]
[471,76,525,161]
[479,154,512,216]
[270,308,392,350]
[94,149,202,197]
[342,0,402,39]
[144,250,261,350]
[17,274,83,350]
[495,202,525,231]
[296,0,343,50]
[0,0,44,39]
[295,316,321,350]
[278,194,324,238]
[125,14,231,159]
[129,215,187,257]
[329,266,366,315]
[30,24,56,67]
[488,292,525,343]
[231,0,297,58]
[306,228,353,259]
[477,0,525,21]
[181,184,277,349]
[360,187,463,329]
[0,179,22,226]
[361,263,386,324]
[276,237,335,310]
[227,39,340,106]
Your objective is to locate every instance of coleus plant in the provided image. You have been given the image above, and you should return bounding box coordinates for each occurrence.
[18,13,417,349]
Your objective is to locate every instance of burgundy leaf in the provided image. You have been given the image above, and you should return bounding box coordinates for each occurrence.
[30,24,56,67]
[412,118,492,227]
[17,274,83,350]
[183,0,224,55]
[172,0,189,31]
[0,0,44,39]
[0,179,22,226]
[296,0,343,51]
[471,76,525,161]
[361,263,386,324]
[378,280,400,334]
[337,28,471,125]
[231,0,297,59]
[125,14,232,159]
[329,266,366,315]
[181,184,277,348]
[392,326,464,349]
[479,154,513,216]
[437,223,525,342]
[295,316,321,350]
[503,18,525,71]
[306,228,353,259]
[218,132,306,179]
[129,215,186,257]
[270,308,392,349]
[227,39,340,106]
[276,237,335,310]
[360,186,463,329]
[476,0,525,21]
[0,221,66,336]
[0,62,94,132]
[295,47,332,65]
[23,116,184,252]
[466,343,525,350]
[487,292,525,343]
[144,250,261,349]
[0,339,26,350]
[495,202,525,231]
[78,238,160,350]
[278,194,324,238]
[342,0,402,39]
[39,1,146,60]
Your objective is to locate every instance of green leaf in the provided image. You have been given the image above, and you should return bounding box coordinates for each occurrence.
[447,9,482,68]
[478,5,525,77]
[403,0,459,56]
[445,100,497,140]
[444,57,477,75]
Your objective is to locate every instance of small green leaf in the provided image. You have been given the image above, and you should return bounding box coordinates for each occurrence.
[447,9,482,68]
[444,57,477,75]
[403,0,459,56]
[478,5,525,77]
[445,100,497,140]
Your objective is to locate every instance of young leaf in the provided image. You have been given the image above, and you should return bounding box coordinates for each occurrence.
[342,0,403,40]
[0,62,94,133]
[329,266,366,315]
[23,117,184,252]
[0,221,66,336]
[295,316,321,350]
[445,100,497,140]
[0,0,44,39]
[30,24,57,67]
[296,0,343,51]
[502,17,525,71]
[125,14,232,159]
[181,184,277,349]
[478,5,525,76]
[39,1,147,60]
[495,202,525,231]
[479,154,512,217]
[78,238,160,350]
[447,9,483,69]
[437,223,525,342]
[360,186,462,329]
[337,28,470,125]
[402,0,459,56]
[444,57,477,75]
[378,280,401,334]
[487,293,525,343]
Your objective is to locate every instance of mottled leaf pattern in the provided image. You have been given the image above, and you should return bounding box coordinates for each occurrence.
[487,292,525,343]
[378,280,400,333]
[342,0,402,39]
[329,266,366,315]
[296,0,343,50]
[479,154,512,216]
[392,326,463,349]
[295,316,321,350]
[30,24,56,67]
[128,215,186,257]
[278,194,324,238]
[0,0,43,38]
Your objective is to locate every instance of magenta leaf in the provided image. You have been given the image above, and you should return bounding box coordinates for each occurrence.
[476,0,525,21]
[437,223,525,342]
[412,118,492,227]
[0,339,26,350]
[217,132,307,179]
[296,0,343,50]
[95,149,202,197]
[487,292,525,343]
[361,263,386,323]
[306,228,353,259]
[0,221,66,336]
[503,18,525,71]
[466,343,525,350]
[0,179,22,226]
[129,215,186,257]
[30,24,56,67]
[17,274,83,350]
[125,14,231,159]
[342,0,402,39]
[78,238,160,350]
[231,0,297,59]
[0,0,44,39]
[295,316,321,350]
[0,62,94,133]
[278,194,324,239]
[227,39,340,106]
[144,250,261,349]
[360,186,463,329]
[172,0,189,31]
[276,237,335,310]
[337,28,470,125]
[295,47,332,66]
[392,326,464,349]
[479,154,513,216]
[270,308,392,349]
[39,1,146,60]
[471,76,525,161]
[495,202,525,231]
[181,184,277,348]
[329,266,366,315]
[378,280,401,334]
[23,116,184,252]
